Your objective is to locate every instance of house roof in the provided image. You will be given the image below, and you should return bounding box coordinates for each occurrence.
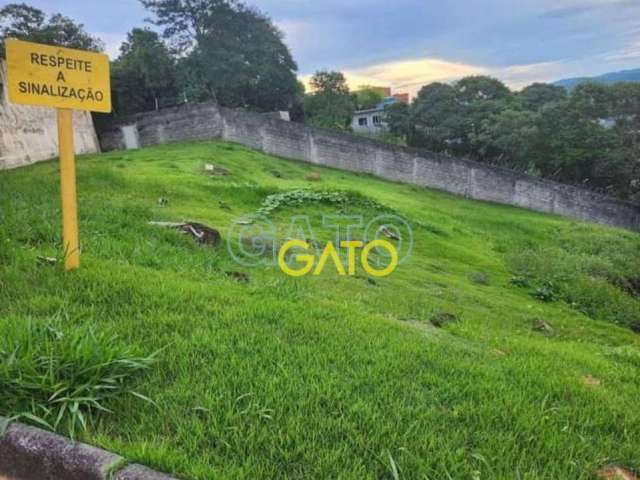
[354,96,399,115]
[354,107,383,115]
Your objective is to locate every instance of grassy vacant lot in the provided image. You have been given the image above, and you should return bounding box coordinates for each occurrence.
[1,140,640,479]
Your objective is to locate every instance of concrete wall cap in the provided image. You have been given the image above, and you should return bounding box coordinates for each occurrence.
[0,419,179,480]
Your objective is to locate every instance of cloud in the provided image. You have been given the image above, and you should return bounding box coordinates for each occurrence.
[541,0,640,19]
[604,40,640,62]
[540,6,593,19]
[299,57,486,97]
[345,58,487,93]
[299,55,616,98]
[27,0,640,93]
[95,32,127,60]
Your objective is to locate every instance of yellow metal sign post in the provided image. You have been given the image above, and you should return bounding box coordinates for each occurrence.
[5,38,111,270]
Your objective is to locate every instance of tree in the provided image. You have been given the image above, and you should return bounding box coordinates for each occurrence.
[355,86,384,110]
[610,83,640,200]
[611,83,640,150]
[518,83,567,111]
[0,3,103,55]
[385,102,412,139]
[408,77,513,155]
[454,76,510,103]
[289,80,306,122]
[474,109,540,171]
[396,75,636,200]
[309,71,350,95]
[568,82,614,120]
[304,71,355,131]
[410,82,468,152]
[535,99,618,186]
[141,0,298,112]
[111,28,178,115]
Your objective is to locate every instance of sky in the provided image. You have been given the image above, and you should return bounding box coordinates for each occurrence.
[14,0,640,96]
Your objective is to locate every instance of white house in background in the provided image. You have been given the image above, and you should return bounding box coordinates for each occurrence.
[351,94,409,135]
[351,106,387,134]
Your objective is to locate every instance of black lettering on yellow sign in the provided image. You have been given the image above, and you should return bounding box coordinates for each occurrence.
[18,81,104,103]
[57,71,66,82]
[29,52,93,72]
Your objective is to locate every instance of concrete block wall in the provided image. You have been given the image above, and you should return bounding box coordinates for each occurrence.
[0,62,100,170]
[95,101,640,232]
[98,102,223,152]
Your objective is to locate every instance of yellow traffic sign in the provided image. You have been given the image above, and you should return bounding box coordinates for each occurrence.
[5,39,112,270]
[5,38,111,113]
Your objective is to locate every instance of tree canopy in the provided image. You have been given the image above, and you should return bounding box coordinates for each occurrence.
[141,0,298,112]
[303,71,355,131]
[111,28,178,115]
[355,86,384,110]
[390,75,639,201]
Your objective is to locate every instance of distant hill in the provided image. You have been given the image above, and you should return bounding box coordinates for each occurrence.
[553,68,640,89]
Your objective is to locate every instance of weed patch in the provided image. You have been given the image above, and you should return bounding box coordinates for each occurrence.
[0,319,158,438]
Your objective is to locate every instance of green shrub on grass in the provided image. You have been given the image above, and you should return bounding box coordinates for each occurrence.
[532,281,561,302]
[0,319,158,438]
[257,189,392,216]
[507,226,640,329]
[565,276,640,328]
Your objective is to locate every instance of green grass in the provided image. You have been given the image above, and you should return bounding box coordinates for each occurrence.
[1,140,639,479]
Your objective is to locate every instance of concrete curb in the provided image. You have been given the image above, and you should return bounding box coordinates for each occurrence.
[0,419,178,480]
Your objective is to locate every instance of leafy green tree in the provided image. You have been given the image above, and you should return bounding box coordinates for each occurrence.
[410,82,468,152]
[409,77,512,155]
[568,82,614,120]
[0,3,103,55]
[610,83,640,200]
[536,100,618,186]
[309,70,350,96]
[474,109,540,171]
[289,80,306,122]
[611,83,640,150]
[141,0,298,112]
[399,75,636,199]
[454,76,511,103]
[111,28,178,115]
[457,77,513,155]
[355,86,384,110]
[304,71,355,131]
[518,83,567,111]
[537,83,626,194]
[384,102,412,139]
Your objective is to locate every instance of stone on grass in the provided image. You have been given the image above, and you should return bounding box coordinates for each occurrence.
[429,312,458,328]
[37,256,58,266]
[149,221,221,247]
[378,225,400,241]
[597,466,637,480]
[204,164,231,176]
[532,318,553,334]
[583,375,602,387]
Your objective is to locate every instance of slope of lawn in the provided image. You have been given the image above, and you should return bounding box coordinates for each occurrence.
[1,140,640,479]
